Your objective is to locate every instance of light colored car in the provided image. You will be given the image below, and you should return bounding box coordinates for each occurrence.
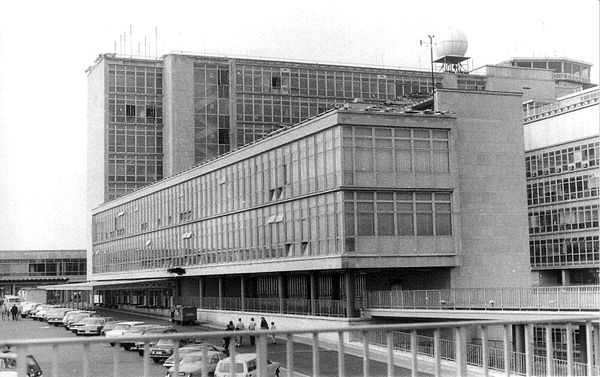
[215,353,280,377]
[162,343,226,369]
[104,321,145,346]
[0,352,43,377]
[65,312,94,330]
[20,303,41,318]
[119,324,166,351]
[61,311,88,327]
[30,304,59,321]
[46,308,74,326]
[167,350,227,377]
[76,317,119,336]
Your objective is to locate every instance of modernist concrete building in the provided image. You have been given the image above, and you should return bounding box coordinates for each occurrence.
[524,87,599,286]
[0,249,86,295]
[89,88,532,320]
[87,53,576,207]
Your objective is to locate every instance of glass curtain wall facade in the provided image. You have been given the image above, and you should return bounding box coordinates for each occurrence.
[524,88,600,285]
[92,119,454,274]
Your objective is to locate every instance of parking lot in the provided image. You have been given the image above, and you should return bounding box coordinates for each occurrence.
[0,307,422,377]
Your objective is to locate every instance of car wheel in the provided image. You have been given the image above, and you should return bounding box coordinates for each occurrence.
[152,358,161,364]
[110,343,115,347]
[138,350,143,356]
[123,345,131,351]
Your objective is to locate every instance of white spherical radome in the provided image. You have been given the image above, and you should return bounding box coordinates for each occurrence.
[434,28,468,58]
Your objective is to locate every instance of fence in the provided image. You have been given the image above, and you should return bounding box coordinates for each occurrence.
[1,316,597,377]
[366,285,600,311]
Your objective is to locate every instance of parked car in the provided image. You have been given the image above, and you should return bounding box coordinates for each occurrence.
[166,350,227,377]
[215,353,280,377]
[19,302,40,318]
[64,312,94,330]
[30,305,59,321]
[61,311,88,327]
[162,343,226,369]
[120,325,166,351]
[76,317,119,336]
[150,338,196,364]
[133,326,177,355]
[46,308,75,326]
[0,352,43,377]
[104,321,145,346]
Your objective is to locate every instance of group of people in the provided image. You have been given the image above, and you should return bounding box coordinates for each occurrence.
[223,317,276,350]
[0,304,20,321]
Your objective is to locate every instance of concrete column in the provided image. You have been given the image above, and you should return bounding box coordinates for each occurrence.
[278,274,285,314]
[344,271,356,318]
[310,273,317,316]
[198,277,204,309]
[595,323,600,366]
[513,324,526,353]
[561,270,571,286]
[579,325,588,364]
[240,276,246,312]
[218,276,224,310]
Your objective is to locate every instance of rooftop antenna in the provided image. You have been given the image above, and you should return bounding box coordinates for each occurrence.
[420,35,436,93]
[155,26,158,59]
[129,25,133,57]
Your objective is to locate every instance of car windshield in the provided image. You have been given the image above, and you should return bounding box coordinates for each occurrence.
[127,326,148,333]
[155,339,174,346]
[87,318,104,325]
[218,362,244,373]
[113,324,131,331]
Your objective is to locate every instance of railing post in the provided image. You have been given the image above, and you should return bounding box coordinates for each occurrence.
[524,324,532,377]
[586,321,593,377]
[480,325,489,377]
[434,328,442,377]
[82,342,90,377]
[387,331,395,377]
[546,324,553,376]
[363,330,370,377]
[257,333,268,377]
[411,330,418,377]
[312,332,320,377]
[338,332,346,377]
[454,327,467,377]
[503,324,511,377]
[566,322,573,376]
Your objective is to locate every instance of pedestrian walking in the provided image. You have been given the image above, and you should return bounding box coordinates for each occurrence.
[0,305,6,321]
[270,322,277,344]
[16,306,21,321]
[10,304,18,321]
[234,318,245,347]
[260,317,269,330]
[248,317,256,346]
[223,321,234,352]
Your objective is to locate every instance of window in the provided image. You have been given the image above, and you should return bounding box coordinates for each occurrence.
[126,104,136,117]
[146,106,156,119]
[271,76,281,89]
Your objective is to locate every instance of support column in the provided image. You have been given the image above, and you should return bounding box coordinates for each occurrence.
[278,274,285,314]
[513,324,526,353]
[310,273,317,316]
[561,270,571,286]
[595,323,600,366]
[240,275,246,312]
[198,277,204,308]
[218,276,224,310]
[579,324,588,365]
[344,271,356,318]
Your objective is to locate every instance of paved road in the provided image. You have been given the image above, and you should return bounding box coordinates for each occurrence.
[0,309,425,377]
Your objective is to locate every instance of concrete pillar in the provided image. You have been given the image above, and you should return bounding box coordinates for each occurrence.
[278,274,285,314]
[198,277,204,308]
[218,276,224,310]
[344,271,356,318]
[513,324,526,353]
[594,323,600,366]
[561,270,571,286]
[240,276,246,312]
[310,273,317,316]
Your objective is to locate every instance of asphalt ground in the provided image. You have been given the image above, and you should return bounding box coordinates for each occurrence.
[0,308,426,377]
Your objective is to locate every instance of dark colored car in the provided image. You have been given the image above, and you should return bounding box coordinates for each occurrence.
[134,326,177,355]
[119,325,165,351]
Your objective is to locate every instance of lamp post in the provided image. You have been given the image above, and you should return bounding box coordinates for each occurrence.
[428,35,435,92]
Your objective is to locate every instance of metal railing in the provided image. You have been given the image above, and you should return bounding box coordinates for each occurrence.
[366,285,600,311]
[1,316,598,377]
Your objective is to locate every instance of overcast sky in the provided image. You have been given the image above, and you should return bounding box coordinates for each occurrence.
[0,0,598,251]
